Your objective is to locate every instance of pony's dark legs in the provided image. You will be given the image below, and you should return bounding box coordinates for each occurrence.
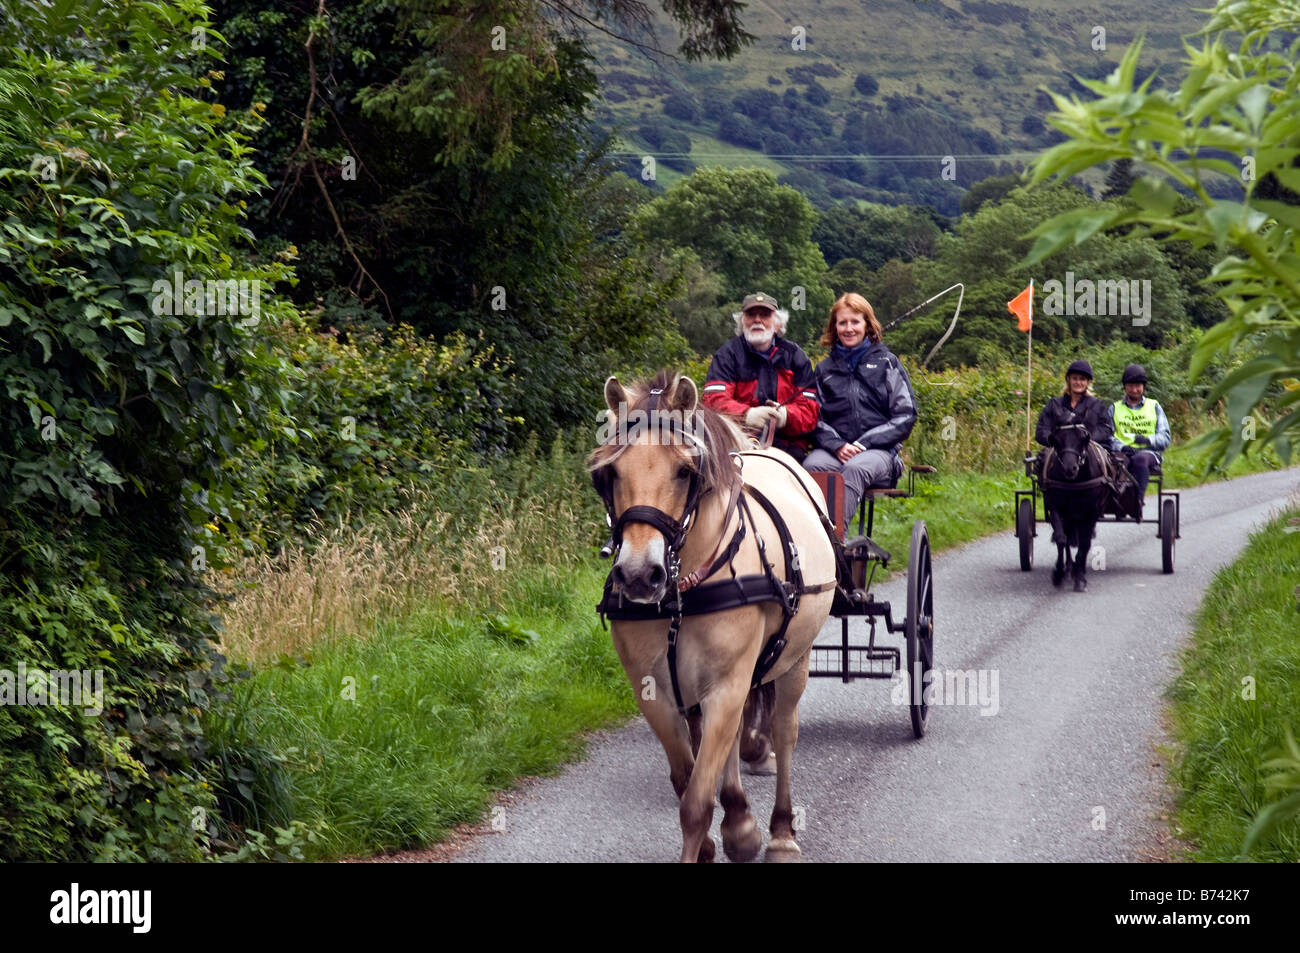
[1047,497,1069,587]
[1071,524,1091,590]
[1069,489,1101,590]
[1044,478,1101,593]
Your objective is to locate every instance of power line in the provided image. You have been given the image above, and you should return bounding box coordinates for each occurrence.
[603,152,1038,161]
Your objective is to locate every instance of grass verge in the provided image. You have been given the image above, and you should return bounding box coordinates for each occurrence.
[205,560,628,860]
[1166,502,1300,861]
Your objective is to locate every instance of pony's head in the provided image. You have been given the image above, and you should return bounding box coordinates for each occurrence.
[589,370,743,603]
[1049,423,1092,480]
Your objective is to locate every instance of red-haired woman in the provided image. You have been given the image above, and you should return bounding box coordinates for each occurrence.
[803,293,917,527]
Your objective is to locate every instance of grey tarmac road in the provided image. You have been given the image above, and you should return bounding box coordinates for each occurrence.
[453,467,1300,863]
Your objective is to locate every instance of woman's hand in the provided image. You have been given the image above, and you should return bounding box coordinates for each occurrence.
[837,442,863,463]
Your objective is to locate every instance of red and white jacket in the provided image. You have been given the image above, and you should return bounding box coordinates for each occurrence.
[702,335,820,454]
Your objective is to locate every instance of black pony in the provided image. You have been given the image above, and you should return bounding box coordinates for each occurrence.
[1040,423,1111,592]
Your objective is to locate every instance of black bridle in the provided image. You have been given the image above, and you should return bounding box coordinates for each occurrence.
[592,387,708,558]
[1043,424,1109,489]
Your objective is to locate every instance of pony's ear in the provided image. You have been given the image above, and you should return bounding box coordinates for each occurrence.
[669,374,698,413]
[604,376,627,413]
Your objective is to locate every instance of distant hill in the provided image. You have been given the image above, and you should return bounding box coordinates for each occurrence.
[586,0,1212,213]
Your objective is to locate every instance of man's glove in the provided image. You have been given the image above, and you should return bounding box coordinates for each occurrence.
[1133,434,1150,446]
[744,405,776,428]
[772,405,788,429]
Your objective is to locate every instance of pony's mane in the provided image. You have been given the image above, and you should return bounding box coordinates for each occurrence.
[588,369,745,494]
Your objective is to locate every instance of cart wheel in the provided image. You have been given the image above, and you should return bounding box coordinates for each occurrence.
[1016,497,1034,571]
[906,520,934,739]
[1161,497,1175,574]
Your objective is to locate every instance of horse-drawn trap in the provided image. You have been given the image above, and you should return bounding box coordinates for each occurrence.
[1015,447,1181,575]
[809,465,936,738]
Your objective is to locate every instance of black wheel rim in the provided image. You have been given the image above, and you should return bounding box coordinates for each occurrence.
[1162,499,1175,572]
[908,522,933,738]
[1017,498,1033,570]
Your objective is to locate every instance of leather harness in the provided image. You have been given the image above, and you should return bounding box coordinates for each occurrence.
[594,391,837,716]
[1040,425,1113,491]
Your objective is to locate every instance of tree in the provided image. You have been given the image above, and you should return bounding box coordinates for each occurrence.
[215,0,698,428]
[663,91,700,121]
[1025,0,1300,464]
[855,73,879,97]
[804,80,830,106]
[719,110,764,148]
[826,257,874,296]
[1101,158,1137,200]
[960,173,1024,215]
[648,247,731,353]
[872,185,1189,363]
[812,204,944,270]
[632,167,833,345]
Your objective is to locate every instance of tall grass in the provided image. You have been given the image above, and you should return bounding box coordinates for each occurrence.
[1168,500,1300,861]
[216,433,602,664]
[205,562,632,859]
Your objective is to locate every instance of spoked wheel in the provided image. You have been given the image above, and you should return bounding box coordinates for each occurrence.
[1016,497,1034,571]
[906,520,934,739]
[1160,497,1176,574]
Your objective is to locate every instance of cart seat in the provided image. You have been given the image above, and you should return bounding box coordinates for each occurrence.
[809,471,849,541]
[810,465,937,542]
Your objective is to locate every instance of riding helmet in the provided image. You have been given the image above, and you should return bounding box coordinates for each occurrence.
[1122,363,1147,384]
[1065,359,1093,380]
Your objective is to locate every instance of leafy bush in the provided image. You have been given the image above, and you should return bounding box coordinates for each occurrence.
[718,111,764,149]
[662,91,700,121]
[0,0,291,860]
[804,81,831,106]
[228,314,518,547]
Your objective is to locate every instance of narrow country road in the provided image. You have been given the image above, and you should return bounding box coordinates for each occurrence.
[452,467,1300,862]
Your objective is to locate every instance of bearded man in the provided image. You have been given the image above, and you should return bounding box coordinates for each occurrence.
[701,292,820,462]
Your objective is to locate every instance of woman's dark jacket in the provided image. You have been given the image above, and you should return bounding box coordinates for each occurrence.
[1034,393,1115,447]
[813,341,917,454]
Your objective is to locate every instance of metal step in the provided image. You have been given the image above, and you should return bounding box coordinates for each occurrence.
[808,643,899,679]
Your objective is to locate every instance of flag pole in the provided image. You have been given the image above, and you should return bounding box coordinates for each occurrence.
[1025,278,1033,454]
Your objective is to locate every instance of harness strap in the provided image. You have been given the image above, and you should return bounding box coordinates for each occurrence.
[1042,474,1110,490]
[1041,441,1114,491]
[740,484,800,689]
[679,473,745,593]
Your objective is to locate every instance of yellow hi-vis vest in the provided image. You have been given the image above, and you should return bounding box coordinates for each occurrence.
[1113,398,1158,448]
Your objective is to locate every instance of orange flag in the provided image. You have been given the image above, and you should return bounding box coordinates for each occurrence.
[1007,280,1033,332]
